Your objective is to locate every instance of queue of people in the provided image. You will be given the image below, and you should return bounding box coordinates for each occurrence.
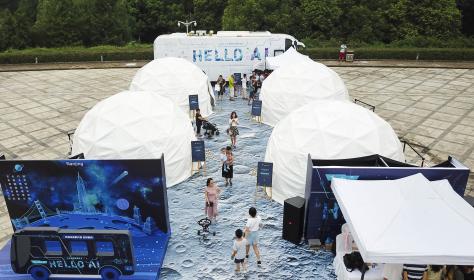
[382,264,474,280]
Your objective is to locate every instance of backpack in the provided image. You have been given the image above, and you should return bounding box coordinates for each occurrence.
[343,251,369,273]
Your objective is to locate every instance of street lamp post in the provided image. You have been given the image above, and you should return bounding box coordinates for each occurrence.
[177,20,197,34]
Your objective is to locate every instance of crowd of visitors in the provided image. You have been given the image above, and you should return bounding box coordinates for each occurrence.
[195,73,269,273]
[382,264,474,280]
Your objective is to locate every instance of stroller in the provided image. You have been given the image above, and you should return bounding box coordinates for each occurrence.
[202,120,219,138]
[197,217,216,239]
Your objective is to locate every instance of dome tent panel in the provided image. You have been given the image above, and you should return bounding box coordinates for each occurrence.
[130,57,214,117]
[260,60,349,127]
[264,100,405,204]
[72,90,196,187]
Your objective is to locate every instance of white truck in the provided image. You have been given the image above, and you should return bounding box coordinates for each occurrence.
[153,31,305,81]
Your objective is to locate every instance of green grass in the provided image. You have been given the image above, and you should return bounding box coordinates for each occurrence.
[0,44,153,64]
[302,48,474,60]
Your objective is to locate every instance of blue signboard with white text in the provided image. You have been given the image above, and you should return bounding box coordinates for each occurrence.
[191,141,205,162]
[234,73,242,85]
[251,100,262,117]
[257,162,273,187]
[188,95,199,110]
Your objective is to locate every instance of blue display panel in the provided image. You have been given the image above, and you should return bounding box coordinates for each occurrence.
[191,141,206,162]
[304,155,470,242]
[0,158,170,279]
[257,162,273,187]
[251,100,262,117]
[188,94,199,110]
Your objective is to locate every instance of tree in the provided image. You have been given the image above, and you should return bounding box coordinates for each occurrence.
[32,0,82,47]
[0,9,16,50]
[403,0,461,37]
[76,0,132,46]
[300,0,341,39]
[457,0,474,36]
[193,0,227,32]
[12,0,38,48]
[129,0,186,42]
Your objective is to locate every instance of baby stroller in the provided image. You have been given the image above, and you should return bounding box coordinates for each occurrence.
[197,217,216,239]
[202,120,219,138]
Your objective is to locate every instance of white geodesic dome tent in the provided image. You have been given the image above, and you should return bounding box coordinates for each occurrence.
[260,60,349,126]
[130,57,215,117]
[253,47,312,70]
[72,90,196,187]
[264,100,405,204]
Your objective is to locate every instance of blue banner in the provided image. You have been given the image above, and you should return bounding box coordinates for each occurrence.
[0,158,170,279]
[305,164,470,242]
[257,162,273,187]
[251,100,262,117]
[191,141,205,162]
[188,94,199,110]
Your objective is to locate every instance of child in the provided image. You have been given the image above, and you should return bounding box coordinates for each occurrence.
[220,147,228,172]
[231,229,247,273]
[245,207,262,265]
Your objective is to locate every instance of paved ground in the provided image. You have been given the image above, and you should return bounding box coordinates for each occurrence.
[0,66,473,248]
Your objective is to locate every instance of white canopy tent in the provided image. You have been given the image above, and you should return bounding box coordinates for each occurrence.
[332,173,474,265]
[130,57,215,117]
[260,60,349,126]
[72,90,196,187]
[253,47,312,71]
[264,100,405,204]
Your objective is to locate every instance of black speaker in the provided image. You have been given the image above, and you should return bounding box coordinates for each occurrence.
[282,196,305,244]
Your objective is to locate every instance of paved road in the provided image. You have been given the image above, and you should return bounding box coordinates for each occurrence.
[0,66,473,246]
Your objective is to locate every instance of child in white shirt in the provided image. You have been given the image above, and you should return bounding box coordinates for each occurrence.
[231,229,248,272]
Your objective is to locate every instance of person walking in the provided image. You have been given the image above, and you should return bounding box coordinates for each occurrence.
[242,74,248,99]
[204,178,221,221]
[403,264,428,280]
[249,75,258,105]
[195,108,206,137]
[228,74,235,101]
[339,43,347,62]
[231,229,248,273]
[229,111,239,148]
[222,146,234,186]
[245,207,262,265]
[217,75,225,101]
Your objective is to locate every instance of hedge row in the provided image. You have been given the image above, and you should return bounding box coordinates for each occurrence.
[1,46,474,64]
[302,48,474,60]
[0,47,153,64]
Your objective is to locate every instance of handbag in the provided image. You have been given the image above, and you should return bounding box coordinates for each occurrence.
[343,252,368,273]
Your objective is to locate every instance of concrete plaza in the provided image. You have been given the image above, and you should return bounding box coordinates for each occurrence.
[0,66,473,246]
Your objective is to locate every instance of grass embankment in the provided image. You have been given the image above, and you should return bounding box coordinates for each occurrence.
[1,44,474,64]
[302,48,474,61]
[0,44,153,64]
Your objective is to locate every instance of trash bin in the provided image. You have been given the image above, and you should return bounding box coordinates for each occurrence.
[345,50,354,62]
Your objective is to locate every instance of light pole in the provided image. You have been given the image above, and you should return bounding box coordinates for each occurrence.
[177,20,197,34]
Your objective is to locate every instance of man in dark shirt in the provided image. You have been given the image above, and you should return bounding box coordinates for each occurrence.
[195,108,205,136]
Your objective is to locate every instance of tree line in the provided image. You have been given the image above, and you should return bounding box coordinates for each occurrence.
[1,0,473,51]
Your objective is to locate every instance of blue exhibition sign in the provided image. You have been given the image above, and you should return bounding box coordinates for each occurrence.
[234,73,242,85]
[191,141,205,162]
[188,94,199,110]
[257,162,273,187]
[304,163,470,241]
[0,157,171,279]
[251,100,262,116]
